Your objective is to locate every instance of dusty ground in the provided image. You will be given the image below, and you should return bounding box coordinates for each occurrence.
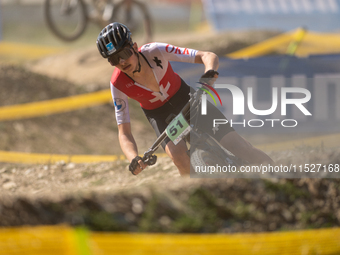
[1,30,340,233]
[1,151,340,232]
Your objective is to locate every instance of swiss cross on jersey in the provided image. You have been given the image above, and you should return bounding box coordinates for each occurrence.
[149,82,171,103]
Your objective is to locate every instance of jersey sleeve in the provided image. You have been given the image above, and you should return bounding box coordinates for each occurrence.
[110,82,130,125]
[153,42,198,63]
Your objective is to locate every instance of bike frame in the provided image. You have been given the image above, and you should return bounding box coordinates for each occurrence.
[141,83,229,166]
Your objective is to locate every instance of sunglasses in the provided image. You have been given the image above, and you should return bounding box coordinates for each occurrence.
[108,46,133,65]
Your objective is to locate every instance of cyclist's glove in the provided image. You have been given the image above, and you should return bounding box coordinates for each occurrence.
[199,69,219,86]
[129,156,143,175]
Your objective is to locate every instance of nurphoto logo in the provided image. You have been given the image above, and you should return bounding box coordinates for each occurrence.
[201,84,312,128]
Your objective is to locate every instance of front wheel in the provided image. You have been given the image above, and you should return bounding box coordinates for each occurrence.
[191,148,227,169]
[190,148,244,177]
[189,132,246,177]
[44,0,88,41]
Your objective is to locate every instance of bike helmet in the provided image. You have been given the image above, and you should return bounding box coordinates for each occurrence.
[96,22,132,58]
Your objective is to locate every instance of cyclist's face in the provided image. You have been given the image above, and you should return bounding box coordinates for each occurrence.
[108,46,133,65]
[108,43,137,73]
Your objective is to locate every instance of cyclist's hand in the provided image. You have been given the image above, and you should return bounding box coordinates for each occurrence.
[199,69,219,87]
[129,156,147,175]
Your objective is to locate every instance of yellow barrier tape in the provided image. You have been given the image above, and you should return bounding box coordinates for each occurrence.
[0,150,169,164]
[227,29,296,59]
[286,27,307,55]
[0,133,338,164]
[1,225,339,255]
[0,150,125,164]
[295,31,340,57]
[90,228,340,255]
[227,28,340,59]
[0,225,78,255]
[74,227,92,255]
[0,89,112,121]
[0,41,63,60]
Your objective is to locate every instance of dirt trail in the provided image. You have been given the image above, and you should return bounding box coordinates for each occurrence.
[1,147,340,232]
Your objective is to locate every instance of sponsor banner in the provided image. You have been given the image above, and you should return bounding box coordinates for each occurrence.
[172,54,340,134]
[202,0,340,32]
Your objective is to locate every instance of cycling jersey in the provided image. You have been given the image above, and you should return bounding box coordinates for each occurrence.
[110,42,197,124]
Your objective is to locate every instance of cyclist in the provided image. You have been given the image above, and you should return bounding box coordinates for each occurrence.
[96,22,273,176]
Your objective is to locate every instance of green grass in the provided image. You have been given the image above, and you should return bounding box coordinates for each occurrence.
[264,179,310,201]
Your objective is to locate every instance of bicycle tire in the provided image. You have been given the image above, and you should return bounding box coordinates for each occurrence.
[111,0,152,42]
[190,133,244,173]
[191,149,227,168]
[44,0,88,42]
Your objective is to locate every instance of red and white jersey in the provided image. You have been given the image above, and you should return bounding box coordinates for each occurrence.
[110,42,197,124]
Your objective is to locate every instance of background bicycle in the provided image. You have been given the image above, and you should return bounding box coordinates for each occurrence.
[44,0,152,42]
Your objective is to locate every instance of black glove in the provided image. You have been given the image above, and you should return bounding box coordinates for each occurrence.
[129,156,143,175]
[199,69,219,86]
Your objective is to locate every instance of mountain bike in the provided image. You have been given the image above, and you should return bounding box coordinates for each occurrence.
[132,83,245,176]
[44,0,152,42]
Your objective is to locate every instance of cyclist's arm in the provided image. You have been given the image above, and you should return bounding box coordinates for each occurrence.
[110,82,130,124]
[118,122,139,162]
[194,51,219,72]
[153,43,218,70]
[118,123,147,174]
[111,84,137,160]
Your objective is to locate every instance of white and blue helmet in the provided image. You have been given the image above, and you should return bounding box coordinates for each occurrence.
[96,22,132,58]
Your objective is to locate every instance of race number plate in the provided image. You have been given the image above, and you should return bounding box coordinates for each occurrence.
[165,112,192,145]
